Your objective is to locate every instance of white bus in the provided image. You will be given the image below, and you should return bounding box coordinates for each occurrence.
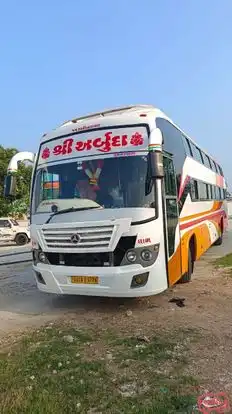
[5,105,228,297]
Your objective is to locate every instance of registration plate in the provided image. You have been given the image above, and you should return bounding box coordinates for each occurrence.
[71,276,99,284]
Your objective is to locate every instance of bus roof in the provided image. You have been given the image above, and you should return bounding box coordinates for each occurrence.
[40,104,221,167]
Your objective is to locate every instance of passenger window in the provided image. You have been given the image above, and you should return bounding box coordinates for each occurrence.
[218,165,223,176]
[206,155,212,169]
[211,186,216,199]
[163,156,177,196]
[202,152,211,169]
[210,160,217,173]
[198,182,208,200]
[183,136,193,157]
[209,185,214,199]
[190,143,203,164]
[155,118,186,193]
[190,180,199,200]
[213,161,219,173]
[218,188,222,200]
[206,184,210,199]
[215,187,220,200]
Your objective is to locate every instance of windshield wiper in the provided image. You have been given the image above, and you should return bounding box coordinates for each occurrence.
[46,206,100,224]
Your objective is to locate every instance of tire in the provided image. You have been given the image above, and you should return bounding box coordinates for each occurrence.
[15,233,29,246]
[214,223,223,246]
[179,248,194,284]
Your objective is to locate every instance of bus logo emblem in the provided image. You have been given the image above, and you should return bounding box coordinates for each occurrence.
[70,234,81,244]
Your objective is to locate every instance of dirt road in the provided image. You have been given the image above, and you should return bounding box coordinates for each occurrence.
[1,224,232,408]
[0,223,232,334]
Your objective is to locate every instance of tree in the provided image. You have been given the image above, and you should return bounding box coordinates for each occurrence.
[0,146,32,218]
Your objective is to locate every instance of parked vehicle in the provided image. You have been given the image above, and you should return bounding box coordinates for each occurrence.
[0,218,30,245]
[4,105,228,296]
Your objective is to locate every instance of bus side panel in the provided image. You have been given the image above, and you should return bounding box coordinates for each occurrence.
[155,115,227,284]
[180,202,227,274]
[167,242,182,285]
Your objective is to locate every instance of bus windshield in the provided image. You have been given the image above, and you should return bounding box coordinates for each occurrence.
[32,154,155,213]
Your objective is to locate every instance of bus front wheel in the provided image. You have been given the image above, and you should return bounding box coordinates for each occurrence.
[179,248,194,284]
[214,220,223,246]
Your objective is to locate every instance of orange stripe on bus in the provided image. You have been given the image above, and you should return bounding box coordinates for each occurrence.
[168,244,182,285]
[168,220,219,286]
[179,202,222,223]
[168,206,226,286]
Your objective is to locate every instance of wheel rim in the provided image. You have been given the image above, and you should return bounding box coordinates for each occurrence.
[18,235,26,244]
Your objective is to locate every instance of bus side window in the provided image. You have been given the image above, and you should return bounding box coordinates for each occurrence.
[190,179,199,200]
[209,185,214,200]
[218,187,222,200]
[213,160,219,173]
[218,165,223,176]
[206,155,212,169]
[211,186,216,199]
[190,143,204,164]
[206,184,211,199]
[198,182,208,200]
[210,160,216,172]
[183,136,192,157]
[155,118,186,193]
[215,187,220,200]
[202,152,212,169]
[163,156,176,196]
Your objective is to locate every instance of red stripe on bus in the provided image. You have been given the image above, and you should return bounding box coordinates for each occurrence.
[180,210,225,231]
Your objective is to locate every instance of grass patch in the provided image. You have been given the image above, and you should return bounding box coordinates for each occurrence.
[0,325,200,414]
[214,253,232,276]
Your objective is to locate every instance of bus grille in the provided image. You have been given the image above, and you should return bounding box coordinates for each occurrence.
[41,225,115,250]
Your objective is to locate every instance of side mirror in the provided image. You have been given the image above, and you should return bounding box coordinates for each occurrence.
[148,128,164,178]
[149,151,164,179]
[4,175,17,197]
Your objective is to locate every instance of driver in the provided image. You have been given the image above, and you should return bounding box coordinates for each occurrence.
[75,180,97,201]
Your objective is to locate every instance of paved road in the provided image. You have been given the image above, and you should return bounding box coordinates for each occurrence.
[0,247,31,265]
[0,224,232,317]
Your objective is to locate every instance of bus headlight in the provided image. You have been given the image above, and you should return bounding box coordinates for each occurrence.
[38,251,47,263]
[121,243,160,267]
[33,248,49,265]
[126,250,137,263]
[141,249,153,261]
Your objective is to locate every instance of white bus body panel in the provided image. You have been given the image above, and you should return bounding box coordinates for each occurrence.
[31,213,168,297]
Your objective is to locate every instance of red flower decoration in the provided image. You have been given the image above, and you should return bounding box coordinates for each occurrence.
[130,132,144,146]
[41,148,50,159]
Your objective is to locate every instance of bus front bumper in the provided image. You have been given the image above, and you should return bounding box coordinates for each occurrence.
[32,263,164,297]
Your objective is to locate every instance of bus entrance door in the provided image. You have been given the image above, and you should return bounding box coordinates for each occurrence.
[163,154,182,285]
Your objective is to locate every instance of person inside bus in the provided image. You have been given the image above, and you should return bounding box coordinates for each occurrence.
[97,186,114,208]
[75,179,97,201]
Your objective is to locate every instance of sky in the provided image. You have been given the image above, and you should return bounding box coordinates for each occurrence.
[0,0,232,188]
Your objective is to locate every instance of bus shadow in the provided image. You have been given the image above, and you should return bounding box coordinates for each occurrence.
[0,262,163,316]
[49,293,152,314]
